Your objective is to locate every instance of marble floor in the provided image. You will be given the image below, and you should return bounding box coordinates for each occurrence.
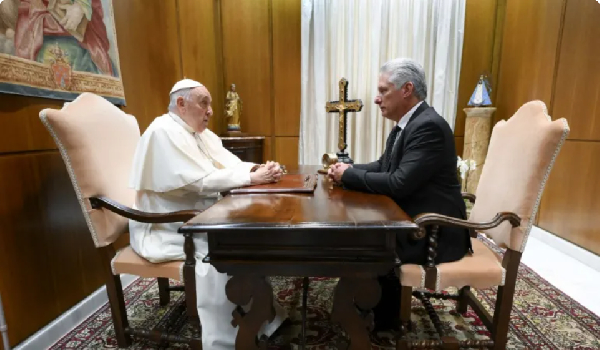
[12,226,600,350]
[524,226,600,317]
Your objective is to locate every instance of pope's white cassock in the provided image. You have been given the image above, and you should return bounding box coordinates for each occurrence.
[128,107,287,349]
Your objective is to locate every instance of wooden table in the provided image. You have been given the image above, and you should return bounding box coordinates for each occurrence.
[179,165,418,349]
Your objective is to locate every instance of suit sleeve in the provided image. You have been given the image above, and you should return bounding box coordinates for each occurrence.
[341,121,445,199]
[352,147,386,171]
[352,158,382,172]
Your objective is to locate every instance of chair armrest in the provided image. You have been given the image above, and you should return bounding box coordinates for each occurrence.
[89,196,202,224]
[414,212,520,235]
[461,192,476,203]
[413,212,521,268]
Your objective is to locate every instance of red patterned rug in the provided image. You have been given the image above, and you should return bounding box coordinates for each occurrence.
[50,257,600,349]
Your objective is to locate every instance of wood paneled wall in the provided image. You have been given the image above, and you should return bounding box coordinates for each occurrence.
[114,0,183,130]
[0,151,102,349]
[492,0,600,255]
[454,0,507,156]
[494,0,565,125]
[454,0,499,139]
[178,0,224,134]
[0,1,183,348]
[452,0,600,256]
[179,0,302,167]
[0,1,301,348]
[533,0,600,255]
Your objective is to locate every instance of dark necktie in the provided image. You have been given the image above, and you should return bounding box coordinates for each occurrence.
[383,125,401,171]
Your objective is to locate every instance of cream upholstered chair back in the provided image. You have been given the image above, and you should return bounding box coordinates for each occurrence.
[40,93,140,248]
[468,101,569,252]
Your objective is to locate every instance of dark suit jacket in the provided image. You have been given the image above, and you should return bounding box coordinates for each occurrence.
[341,102,471,265]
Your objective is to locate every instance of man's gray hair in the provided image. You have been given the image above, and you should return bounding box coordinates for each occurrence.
[168,87,194,112]
[380,58,427,100]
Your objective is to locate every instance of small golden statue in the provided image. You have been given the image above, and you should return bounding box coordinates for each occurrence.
[225,84,242,134]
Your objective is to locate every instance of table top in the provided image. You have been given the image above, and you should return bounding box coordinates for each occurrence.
[220,136,265,140]
[180,165,416,233]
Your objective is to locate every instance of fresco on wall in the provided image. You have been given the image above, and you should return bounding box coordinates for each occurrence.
[0,0,125,104]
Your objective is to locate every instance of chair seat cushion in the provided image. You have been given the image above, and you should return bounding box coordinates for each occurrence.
[111,246,184,281]
[400,238,506,291]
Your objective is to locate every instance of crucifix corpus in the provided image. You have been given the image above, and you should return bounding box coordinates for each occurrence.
[325,78,363,164]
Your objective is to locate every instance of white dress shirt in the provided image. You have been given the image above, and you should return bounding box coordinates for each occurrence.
[394,100,424,143]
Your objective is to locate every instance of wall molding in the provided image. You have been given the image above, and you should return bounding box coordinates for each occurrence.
[531,227,600,273]
[13,275,137,350]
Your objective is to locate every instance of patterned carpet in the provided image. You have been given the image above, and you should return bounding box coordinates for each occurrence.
[50,255,600,349]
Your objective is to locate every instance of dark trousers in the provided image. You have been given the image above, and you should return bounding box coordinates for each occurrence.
[372,270,401,331]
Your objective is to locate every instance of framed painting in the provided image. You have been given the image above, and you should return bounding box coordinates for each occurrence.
[0,0,125,105]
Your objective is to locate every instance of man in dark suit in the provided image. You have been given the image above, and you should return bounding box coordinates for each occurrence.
[328,58,471,331]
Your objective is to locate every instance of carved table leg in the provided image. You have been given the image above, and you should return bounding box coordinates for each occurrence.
[225,275,276,350]
[331,277,381,350]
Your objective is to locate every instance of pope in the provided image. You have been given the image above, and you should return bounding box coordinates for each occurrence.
[128,79,287,349]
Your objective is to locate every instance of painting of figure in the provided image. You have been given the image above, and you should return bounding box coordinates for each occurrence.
[0,0,125,104]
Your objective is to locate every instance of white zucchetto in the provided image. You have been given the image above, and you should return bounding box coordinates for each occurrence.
[169,79,203,95]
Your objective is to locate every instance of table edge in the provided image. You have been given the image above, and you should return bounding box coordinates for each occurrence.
[179,220,418,233]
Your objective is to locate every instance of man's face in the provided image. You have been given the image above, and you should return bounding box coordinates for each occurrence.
[179,87,213,133]
[374,73,413,122]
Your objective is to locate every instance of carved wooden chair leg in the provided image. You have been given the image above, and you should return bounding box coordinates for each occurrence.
[456,286,470,314]
[301,276,309,350]
[414,290,444,338]
[400,286,413,332]
[157,278,170,306]
[105,273,132,348]
[491,282,516,350]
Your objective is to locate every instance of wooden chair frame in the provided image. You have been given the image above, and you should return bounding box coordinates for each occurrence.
[397,193,522,350]
[90,196,203,349]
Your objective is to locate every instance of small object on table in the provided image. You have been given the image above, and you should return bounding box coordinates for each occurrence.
[230,173,318,194]
[318,153,338,174]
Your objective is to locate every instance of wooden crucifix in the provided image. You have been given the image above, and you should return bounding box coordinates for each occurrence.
[325,78,363,164]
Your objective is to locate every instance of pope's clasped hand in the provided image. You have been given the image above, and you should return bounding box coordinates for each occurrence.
[250,160,284,185]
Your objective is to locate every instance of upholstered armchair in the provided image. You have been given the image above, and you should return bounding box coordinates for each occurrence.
[39,93,202,349]
[397,101,569,349]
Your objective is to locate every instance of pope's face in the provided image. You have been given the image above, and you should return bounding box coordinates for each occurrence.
[181,86,213,133]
